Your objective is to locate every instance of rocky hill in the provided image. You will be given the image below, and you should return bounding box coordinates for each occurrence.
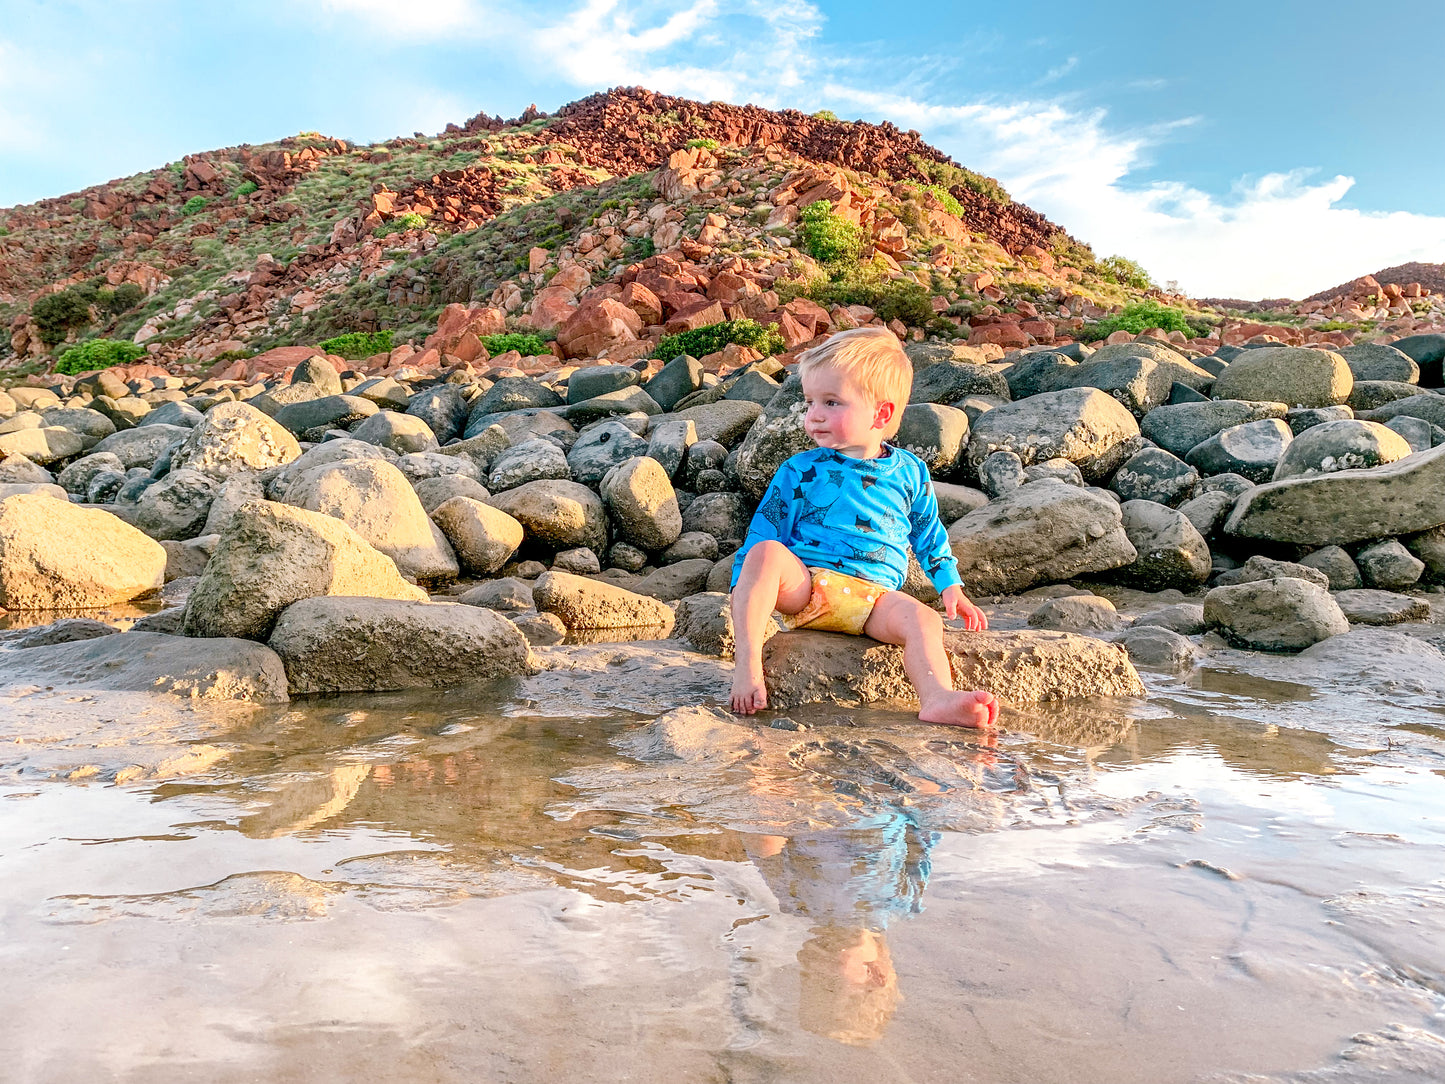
[2,86,1124,377]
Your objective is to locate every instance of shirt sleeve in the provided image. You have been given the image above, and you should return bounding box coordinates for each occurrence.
[730,461,796,590]
[905,462,964,593]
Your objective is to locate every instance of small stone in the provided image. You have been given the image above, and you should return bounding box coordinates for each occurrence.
[607,542,649,571]
[1356,539,1425,589]
[1026,595,1122,632]
[1213,554,1330,590]
[1298,546,1362,590]
[457,577,534,612]
[1117,625,1198,671]
[512,610,567,646]
[553,547,601,575]
[979,449,1025,498]
[659,531,719,564]
[1132,603,1206,635]
[1331,589,1430,626]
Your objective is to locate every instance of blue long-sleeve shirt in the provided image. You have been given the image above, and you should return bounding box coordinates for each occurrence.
[730,445,963,594]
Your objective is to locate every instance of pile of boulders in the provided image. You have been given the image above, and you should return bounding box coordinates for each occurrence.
[3,323,1443,708]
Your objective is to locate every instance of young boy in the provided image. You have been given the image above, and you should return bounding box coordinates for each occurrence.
[729,327,999,729]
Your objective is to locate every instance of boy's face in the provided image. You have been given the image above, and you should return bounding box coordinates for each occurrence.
[801,367,894,459]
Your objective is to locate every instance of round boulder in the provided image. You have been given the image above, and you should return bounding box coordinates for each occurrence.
[966,386,1141,483]
[600,456,682,552]
[1210,347,1352,408]
[285,458,459,583]
[1185,419,1293,482]
[0,493,165,610]
[487,479,609,551]
[1203,577,1349,652]
[430,496,524,576]
[169,402,301,480]
[1271,419,1413,481]
[1111,500,1211,590]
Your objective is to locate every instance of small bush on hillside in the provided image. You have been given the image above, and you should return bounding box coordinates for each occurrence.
[812,110,839,122]
[481,332,552,357]
[55,338,145,375]
[792,270,936,328]
[109,282,145,313]
[1098,254,1153,291]
[1078,300,1204,342]
[318,330,394,359]
[624,236,655,261]
[909,154,1010,206]
[652,319,786,361]
[686,137,719,151]
[1049,232,1098,270]
[374,212,428,238]
[798,201,864,265]
[0,226,9,237]
[95,283,145,316]
[182,196,208,215]
[31,291,93,347]
[233,180,259,198]
[913,183,964,218]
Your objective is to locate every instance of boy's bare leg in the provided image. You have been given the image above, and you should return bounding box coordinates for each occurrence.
[864,592,999,729]
[730,541,812,714]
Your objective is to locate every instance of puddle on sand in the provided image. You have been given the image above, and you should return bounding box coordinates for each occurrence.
[1,677,1444,1083]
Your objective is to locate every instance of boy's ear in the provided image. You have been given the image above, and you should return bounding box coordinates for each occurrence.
[873,400,896,430]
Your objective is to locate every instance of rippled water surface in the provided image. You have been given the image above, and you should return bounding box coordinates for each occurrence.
[3,650,1445,1083]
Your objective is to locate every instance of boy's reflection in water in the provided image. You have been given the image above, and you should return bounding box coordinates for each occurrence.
[745,807,934,1045]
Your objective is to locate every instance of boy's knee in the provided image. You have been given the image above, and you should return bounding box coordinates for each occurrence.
[909,599,943,634]
[746,539,790,566]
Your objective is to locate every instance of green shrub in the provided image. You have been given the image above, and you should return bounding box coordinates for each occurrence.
[1098,254,1154,291]
[1078,300,1203,342]
[685,137,719,151]
[375,211,427,237]
[182,195,208,215]
[791,270,935,328]
[233,180,259,198]
[31,291,93,347]
[317,330,394,359]
[0,226,9,237]
[651,319,786,361]
[812,110,839,122]
[94,283,144,315]
[624,236,655,261]
[908,154,1010,205]
[798,201,864,265]
[481,332,552,356]
[914,183,964,218]
[55,338,145,375]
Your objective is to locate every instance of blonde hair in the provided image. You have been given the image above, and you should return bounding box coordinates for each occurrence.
[796,328,912,438]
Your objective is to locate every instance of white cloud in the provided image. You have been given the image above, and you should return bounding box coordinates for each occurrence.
[315,0,482,35]
[819,83,1445,298]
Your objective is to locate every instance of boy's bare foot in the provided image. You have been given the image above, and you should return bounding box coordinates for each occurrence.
[730,663,769,714]
[918,689,999,729]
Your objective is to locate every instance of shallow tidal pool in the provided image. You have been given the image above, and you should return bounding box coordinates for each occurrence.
[2,653,1445,1083]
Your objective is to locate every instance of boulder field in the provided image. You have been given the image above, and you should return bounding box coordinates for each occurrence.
[1,328,1443,709]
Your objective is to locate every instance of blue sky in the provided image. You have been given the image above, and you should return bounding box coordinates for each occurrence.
[3,0,1444,298]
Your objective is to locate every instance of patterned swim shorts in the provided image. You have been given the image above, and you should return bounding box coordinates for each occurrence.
[778,567,888,636]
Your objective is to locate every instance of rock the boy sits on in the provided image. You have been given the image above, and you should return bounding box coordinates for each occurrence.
[728,327,999,728]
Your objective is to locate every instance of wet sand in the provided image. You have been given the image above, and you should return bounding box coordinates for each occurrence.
[2,597,1445,1082]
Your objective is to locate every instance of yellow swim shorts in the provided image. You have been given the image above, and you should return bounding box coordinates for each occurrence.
[779,567,887,636]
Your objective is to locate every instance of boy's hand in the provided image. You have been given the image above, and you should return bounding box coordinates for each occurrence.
[941,585,988,631]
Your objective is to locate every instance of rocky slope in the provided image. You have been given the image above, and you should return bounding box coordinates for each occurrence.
[3,86,1110,375]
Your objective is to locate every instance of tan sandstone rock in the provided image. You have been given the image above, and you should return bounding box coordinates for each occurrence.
[183,499,427,641]
[0,493,165,610]
[761,627,1145,710]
